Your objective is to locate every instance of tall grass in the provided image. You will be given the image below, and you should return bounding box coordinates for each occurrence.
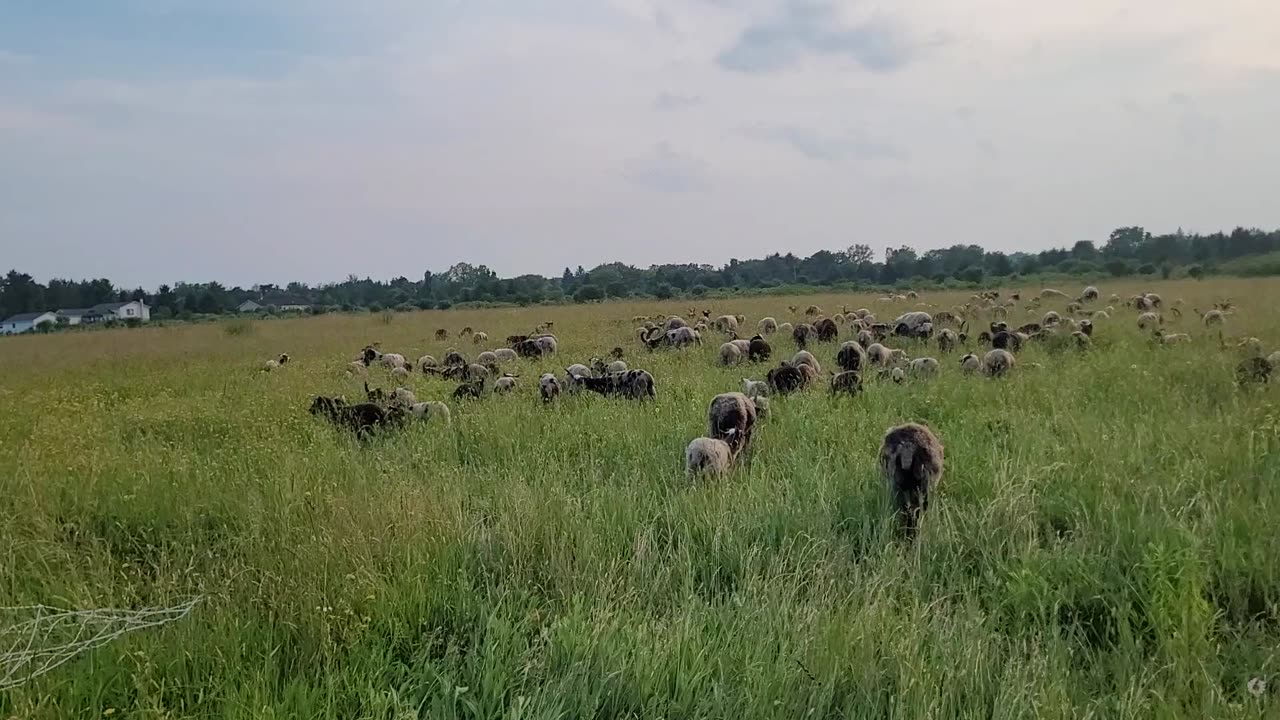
[0,279,1276,718]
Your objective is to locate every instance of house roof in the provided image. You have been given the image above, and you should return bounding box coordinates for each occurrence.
[58,308,90,316]
[89,302,128,313]
[261,295,311,306]
[3,311,55,323]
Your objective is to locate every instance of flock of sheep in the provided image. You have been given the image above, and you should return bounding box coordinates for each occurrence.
[283,283,1268,538]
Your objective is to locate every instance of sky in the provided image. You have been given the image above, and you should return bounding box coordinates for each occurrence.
[2,0,1279,289]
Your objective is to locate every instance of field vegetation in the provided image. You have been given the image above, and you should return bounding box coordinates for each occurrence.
[1,278,1277,718]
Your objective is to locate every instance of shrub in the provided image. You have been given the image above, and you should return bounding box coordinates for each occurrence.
[690,285,709,297]
[223,318,254,336]
[574,285,604,302]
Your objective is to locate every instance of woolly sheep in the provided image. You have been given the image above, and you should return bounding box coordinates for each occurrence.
[607,360,628,373]
[490,348,515,364]
[936,328,960,353]
[1071,331,1092,349]
[408,401,450,425]
[534,336,558,355]
[758,317,779,335]
[494,375,517,394]
[1269,351,1280,369]
[836,341,868,372]
[959,353,981,373]
[813,318,839,342]
[729,338,751,354]
[748,335,772,362]
[1042,311,1061,327]
[830,370,863,395]
[719,342,744,366]
[865,343,906,367]
[982,349,1015,377]
[856,329,874,348]
[751,396,771,419]
[1200,309,1225,326]
[418,355,438,370]
[714,315,740,334]
[909,357,940,378]
[1040,289,1069,299]
[792,323,815,348]
[1145,292,1163,308]
[464,363,490,382]
[346,361,368,377]
[707,392,757,457]
[1155,331,1191,345]
[539,373,561,402]
[443,350,466,367]
[1237,357,1272,385]
[391,387,417,407]
[391,366,410,382]
[766,364,809,395]
[1137,312,1161,330]
[664,316,688,331]
[791,350,822,374]
[778,322,794,336]
[476,351,498,366]
[472,332,488,345]
[879,422,944,538]
[742,378,769,398]
[1238,337,1265,358]
[1082,286,1100,301]
[685,438,733,478]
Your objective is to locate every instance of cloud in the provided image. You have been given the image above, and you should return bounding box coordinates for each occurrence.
[654,91,703,110]
[744,125,906,162]
[622,142,710,192]
[717,2,922,73]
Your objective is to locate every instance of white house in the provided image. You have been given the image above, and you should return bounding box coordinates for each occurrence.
[83,301,150,324]
[57,308,90,326]
[237,299,263,313]
[0,311,58,335]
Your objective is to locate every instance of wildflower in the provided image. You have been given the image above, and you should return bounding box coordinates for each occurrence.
[1248,677,1266,697]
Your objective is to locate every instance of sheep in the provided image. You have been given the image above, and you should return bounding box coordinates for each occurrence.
[991,331,1022,352]
[719,342,744,366]
[408,401,450,425]
[476,351,498,366]
[792,323,815,349]
[434,329,448,341]
[751,396,771,418]
[666,327,700,348]
[982,349,1015,377]
[381,353,408,370]
[534,336,558,355]
[685,438,733,478]
[1155,331,1191,345]
[747,335,772,362]
[346,361,368,377]
[936,328,960,353]
[1237,357,1272,386]
[607,360,628,374]
[909,357,940,378]
[460,327,474,337]
[364,382,386,404]
[464,363,490,383]
[778,322,794,336]
[729,338,751,354]
[452,380,485,400]
[539,373,561,402]
[1042,311,1061,327]
[610,346,625,360]
[707,392,758,457]
[837,341,868,373]
[1145,292,1163,308]
[1071,331,1092,350]
[390,386,417,407]
[1137,312,1161,331]
[1082,286,1100,302]
[766,364,809,395]
[664,316,688,331]
[1077,319,1093,337]
[866,343,906,367]
[892,312,933,339]
[959,353,981,373]
[713,315,740,334]
[418,355,439,370]
[391,366,411,382]
[830,370,863,395]
[813,318,839,342]
[791,350,822,374]
[742,378,769,399]
[570,369,657,400]
[1238,337,1265,358]
[494,375,517,394]
[1132,295,1155,312]
[309,396,400,439]
[853,308,872,319]
[878,366,906,384]
[856,329,875,348]
[443,350,466,367]
[1039,289,1069,299]
[1199,309,1225,326]
[805,305,822,316]
[879,423,945,538]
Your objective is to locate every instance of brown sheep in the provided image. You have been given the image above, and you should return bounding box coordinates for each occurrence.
[792,323,815,349]
[879,422,944,538]
[836,341,868,373]
[982,349,1015,377]
[813,317,839,342]
[748,335,772,362]
[830,370,863,395]
[707,392,758,457]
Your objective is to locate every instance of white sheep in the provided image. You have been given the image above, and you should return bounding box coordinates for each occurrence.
[534,336,558,355]
[476,351,498,365]
[959,353,981,373]
[1082,286,1100,301]
[719,343,743,366]
[494,348,517,362]
[391,366,410,382]
[909,357,940,378]
[758,317,779,335]
[777,322,794,336]
[408,401,451,425]
[685,437,733,478]
[791,350,822,374]
[472,332,488,344]
[380,353,408,369]
[741,378,769,398]
[494,375,517,394]
[417,355,438,370]
[539,373,561,402]
[982,349,1015,377]
[866,343,907,367]
[346,361,368,377]
[1137,312,1161,330]
[392,387,417,406]
[714,315,740,334]
[1201,309,1225,326]
[607,360,628,373]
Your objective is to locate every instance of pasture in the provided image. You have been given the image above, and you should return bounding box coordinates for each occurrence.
[1,278,1277,718]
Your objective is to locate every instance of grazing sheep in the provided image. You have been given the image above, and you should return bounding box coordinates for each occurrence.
[1268,351,1280,369]
[1237,357,1272,386]
[435,329,448,340]
[747,335,772,362]
[1070,331,1092,350]
[1145,293,1163,308]
[1131,295,1155,312]
[1137,312,1161,330]
[534,336,558,355]
[719,342,744,366]
[452,380,485,400]
[1155,331,1191,345]
[685,438,733,478]
[464,363,490,383]
[766,364,809,395]
[982,349,1015,377]
[381,353,408,370]
[570,369,657,400]
[837,341,868,372]
[856,329,874,348]
[1238,337,1265,358]
[991,331,1022,352]
[460,327,473,337]
[494,375,517,394]
[476,351,498,366]
[879,423,945,538]
[707,392,758,457]
[418,355,439,370]
[390,386,417,406]
[959,353,981,373]
[472,332,488,345]
[408,401,450,425]
[607,360,628,373]
[346,361,368,377]
[1040,289,1069,299]
[878,367,906,384]
[742,378,769,398]
[539,373,561,402]
[936,328,960,353]
[792,323,815,348]
[1199,309,1225,326]
[714,315,740,334]
[791,350,822,374]
[813,318,839,342]
[778,322,794,336]
[1077,319,1093,337]
[830,370,863,395]
[909,357,940,378]
[751,396,771,418]
[391,366,410,382]
[664,316,688,331]
[443,350,466,367]
[729,338,751,354]
[865,343,906,367]
[1082,286,1100,302]
[364,382,386,404]
[805,305,822,317]
[892,312,934,339]
[665,326,700,348]
[1042,311,1061,327]
[309,396,399,439]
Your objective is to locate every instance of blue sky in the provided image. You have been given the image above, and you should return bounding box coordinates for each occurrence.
[2,0,1279,288]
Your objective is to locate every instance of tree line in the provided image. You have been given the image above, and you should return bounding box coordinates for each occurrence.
[3,225,1278,320]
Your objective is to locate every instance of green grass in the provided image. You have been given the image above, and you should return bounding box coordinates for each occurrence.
[1,279,1278,718]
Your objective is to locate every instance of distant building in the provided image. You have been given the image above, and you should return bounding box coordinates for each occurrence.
[1,311,58,335]
[241,295,312,312]
[83,301,150,324]
[237,299,263,313]
[57,308,90,326]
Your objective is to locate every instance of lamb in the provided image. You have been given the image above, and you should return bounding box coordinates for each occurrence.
[493,375,517,394]
[748,335,772,362]
[472,332,488,345]
[813,318,839,342]
[685,438,733,478]
[539,373,561,402]
[836,341,868,372]
[706,392,757,457]
[714,315,740,334]
[879,423,944,538]
[936,328,960,353]
[741,378,769,399]
[878,367,906,384]
[791,350,822,374]
[830,370,863,395]
[719,342,744,366]
[1137,312,1161,331]
[1082,286,1100,302]
[909,357,940,378]
[982,349,1015,377]
[792,323,815,349]
[959,353,981,373]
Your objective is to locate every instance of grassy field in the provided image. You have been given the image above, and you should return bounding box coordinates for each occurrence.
[1,278,1277,718]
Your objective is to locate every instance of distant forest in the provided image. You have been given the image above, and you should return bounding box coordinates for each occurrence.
[4,226,1280,320]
